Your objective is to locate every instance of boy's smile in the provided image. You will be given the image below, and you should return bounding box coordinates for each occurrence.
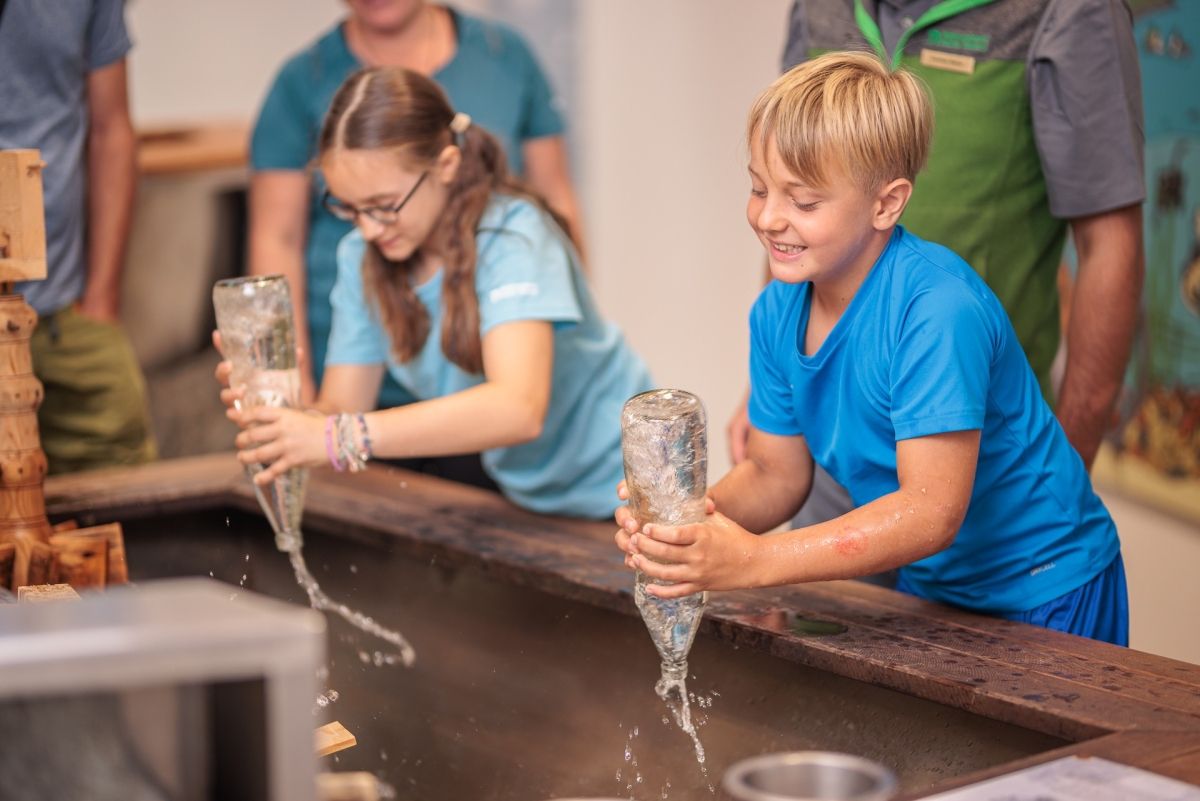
[746,135,907,307]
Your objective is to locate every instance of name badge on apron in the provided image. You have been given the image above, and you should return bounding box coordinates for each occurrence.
[919,48,977,75]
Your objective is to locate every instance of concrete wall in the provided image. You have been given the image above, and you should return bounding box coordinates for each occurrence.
[124,1,1199,665]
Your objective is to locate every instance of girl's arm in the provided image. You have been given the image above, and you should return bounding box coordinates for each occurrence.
[362,319,553,458]
[628,429,980,598]
[234,320,553,481]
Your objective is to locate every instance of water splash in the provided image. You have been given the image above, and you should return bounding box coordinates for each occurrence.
[284,545,416,667]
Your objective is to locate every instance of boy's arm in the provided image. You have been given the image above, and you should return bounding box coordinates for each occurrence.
[710,426,815,534]
[631,429,979,598]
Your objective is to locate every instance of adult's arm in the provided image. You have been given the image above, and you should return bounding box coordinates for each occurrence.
[522,135,587,264]
[81,58,136,322]
[249,171,316,401]
[1058,205,1143,468]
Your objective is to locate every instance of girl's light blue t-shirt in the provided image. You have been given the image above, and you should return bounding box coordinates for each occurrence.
[327,196,653,519]
[748,226,1119,614]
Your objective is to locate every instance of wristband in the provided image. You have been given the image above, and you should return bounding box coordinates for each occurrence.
[325,415,346,472]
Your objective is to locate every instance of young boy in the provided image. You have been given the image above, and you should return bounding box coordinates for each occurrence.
[615,51,1128,645]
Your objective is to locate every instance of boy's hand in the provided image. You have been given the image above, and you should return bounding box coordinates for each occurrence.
[233,406,326,484]
[614,480,717,566]
[629,512,763,599]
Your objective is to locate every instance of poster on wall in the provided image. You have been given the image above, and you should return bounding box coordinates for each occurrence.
[1092,0,1200,523]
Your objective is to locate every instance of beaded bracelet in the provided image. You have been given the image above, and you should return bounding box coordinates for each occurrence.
[325,415,346,472]
[355,413,373,460]
[335,413,369,473]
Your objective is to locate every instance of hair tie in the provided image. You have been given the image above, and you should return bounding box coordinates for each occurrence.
[449,111,471,146]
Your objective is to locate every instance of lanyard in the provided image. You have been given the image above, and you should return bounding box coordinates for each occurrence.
[853,0,998,69]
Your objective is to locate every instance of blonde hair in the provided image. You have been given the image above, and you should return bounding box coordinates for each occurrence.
[747,50,933,192]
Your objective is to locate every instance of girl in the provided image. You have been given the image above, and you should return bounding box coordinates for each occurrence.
[225,67,650,518]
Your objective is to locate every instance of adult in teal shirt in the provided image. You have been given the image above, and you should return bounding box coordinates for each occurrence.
[249,1,583,410]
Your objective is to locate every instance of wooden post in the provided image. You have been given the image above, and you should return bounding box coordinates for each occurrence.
[0,150,51,589]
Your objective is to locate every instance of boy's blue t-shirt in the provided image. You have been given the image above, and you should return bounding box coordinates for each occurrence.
[327,196,653,519]
[250,8,565,397]
[748,226,1119,614]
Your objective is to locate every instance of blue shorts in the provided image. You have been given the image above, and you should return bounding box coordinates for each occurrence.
[896,554,1129,646]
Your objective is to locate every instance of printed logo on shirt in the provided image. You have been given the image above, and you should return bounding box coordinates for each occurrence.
[927,29,990,53]
[489,282,540,304]
[1029,561,1057,577]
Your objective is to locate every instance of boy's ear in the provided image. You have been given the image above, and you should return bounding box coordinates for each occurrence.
[435,144,462,185]
[874,178,913,230]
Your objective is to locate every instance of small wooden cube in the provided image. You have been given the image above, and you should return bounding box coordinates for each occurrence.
[17,583,81,603]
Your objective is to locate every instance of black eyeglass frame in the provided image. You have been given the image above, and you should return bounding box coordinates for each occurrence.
[321,171,429,225]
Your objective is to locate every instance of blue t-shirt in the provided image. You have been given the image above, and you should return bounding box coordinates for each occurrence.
[250,8,565,401]
[327,196,653,519]
[0,0,132,315]
[748,227,1119,614]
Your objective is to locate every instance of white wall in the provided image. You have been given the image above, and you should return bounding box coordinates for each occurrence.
[579,1,790,479]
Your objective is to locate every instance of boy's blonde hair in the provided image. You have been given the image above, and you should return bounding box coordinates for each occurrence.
[747,50,933,193]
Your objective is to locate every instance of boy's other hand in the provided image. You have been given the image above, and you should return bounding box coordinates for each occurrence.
[627,509,757,598]
[614,481,716,571]
[726,389,751,464]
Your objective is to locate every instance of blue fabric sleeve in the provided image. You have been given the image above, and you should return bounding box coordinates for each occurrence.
[510,33,565,140]
[889,289,993,441]
[325,233,390,366]
[748,287,803,436]
[251,60,317,172]
[88,0,132,71]
[475,202,581,334]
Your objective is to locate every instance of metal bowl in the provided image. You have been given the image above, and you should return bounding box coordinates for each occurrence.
[722,751,898,801]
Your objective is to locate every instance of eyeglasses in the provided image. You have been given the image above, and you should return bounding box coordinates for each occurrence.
[322,171,428,225]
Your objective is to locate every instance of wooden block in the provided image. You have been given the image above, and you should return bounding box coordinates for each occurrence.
[316,772,379,801]
[51,519,78,533]
[49,533,107,588]
[0,543,13,590]
[17,583,80,603]
[51,522,127,584]
[19,539,57,587]
[0,149,47,282]
[314,721,357,757]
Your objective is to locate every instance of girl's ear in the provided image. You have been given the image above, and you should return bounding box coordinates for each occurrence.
[435,144,462,186]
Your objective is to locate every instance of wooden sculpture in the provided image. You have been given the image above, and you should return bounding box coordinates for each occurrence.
[0,149,128,593]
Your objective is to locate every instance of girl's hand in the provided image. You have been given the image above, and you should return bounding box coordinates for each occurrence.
[212,331,245,414]
[629,511,763,599]
[233,406,326,484]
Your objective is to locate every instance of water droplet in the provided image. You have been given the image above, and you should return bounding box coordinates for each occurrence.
[349,564,358,574]
[380,749,388,761]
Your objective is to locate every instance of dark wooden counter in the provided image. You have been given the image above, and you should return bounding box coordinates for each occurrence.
[45,454,1200,797]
